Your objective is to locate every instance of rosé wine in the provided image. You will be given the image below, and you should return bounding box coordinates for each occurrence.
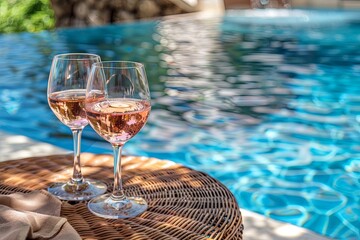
[85,98,151,145]
[48,89,88,129]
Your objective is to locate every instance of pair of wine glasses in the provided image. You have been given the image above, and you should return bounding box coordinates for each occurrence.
[47,53,151,219]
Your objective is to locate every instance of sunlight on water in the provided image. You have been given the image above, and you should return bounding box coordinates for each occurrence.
[0,9,359,239]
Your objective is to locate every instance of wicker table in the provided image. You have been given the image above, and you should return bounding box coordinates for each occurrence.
[0,153,243,240]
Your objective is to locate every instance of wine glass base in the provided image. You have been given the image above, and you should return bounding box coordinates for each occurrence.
[48,178,107,201]
[88,193,148,219]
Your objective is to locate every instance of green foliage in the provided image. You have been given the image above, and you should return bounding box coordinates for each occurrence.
[0,0,55,33]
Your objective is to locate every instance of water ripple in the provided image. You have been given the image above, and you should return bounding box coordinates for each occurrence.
[0,9,359,239]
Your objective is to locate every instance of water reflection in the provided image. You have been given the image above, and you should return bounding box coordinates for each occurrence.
[0,10,359,239]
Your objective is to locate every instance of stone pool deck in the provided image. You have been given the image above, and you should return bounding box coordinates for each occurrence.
[0,131,330,240]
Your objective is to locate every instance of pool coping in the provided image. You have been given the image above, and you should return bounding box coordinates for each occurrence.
[0,131,330,240]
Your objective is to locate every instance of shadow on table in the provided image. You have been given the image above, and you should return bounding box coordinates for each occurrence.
[0,153,243,240]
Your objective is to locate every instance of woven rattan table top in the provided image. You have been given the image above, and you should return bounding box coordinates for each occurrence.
[0,153,243,240]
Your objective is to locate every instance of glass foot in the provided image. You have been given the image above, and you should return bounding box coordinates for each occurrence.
[48,178,107,201]
[88,193,148,219]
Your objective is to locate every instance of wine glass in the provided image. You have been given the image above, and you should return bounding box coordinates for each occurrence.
[85,61,151,219]
[47,53,107,201]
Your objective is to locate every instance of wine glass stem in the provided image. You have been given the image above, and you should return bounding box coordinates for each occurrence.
[111,144,126,201]
[71,129,84,184]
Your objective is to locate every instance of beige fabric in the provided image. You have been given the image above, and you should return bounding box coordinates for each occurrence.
[0,190,81,240]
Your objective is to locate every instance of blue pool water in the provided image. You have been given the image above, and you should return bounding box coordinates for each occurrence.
[1,9,359,239]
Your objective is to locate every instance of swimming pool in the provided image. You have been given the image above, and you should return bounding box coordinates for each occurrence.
[0,9,359,239]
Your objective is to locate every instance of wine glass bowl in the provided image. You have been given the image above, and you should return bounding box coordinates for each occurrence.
[47,53,107,201]
[85,61,151,219]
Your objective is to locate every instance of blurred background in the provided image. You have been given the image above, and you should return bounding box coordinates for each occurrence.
[1,0,360,33]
